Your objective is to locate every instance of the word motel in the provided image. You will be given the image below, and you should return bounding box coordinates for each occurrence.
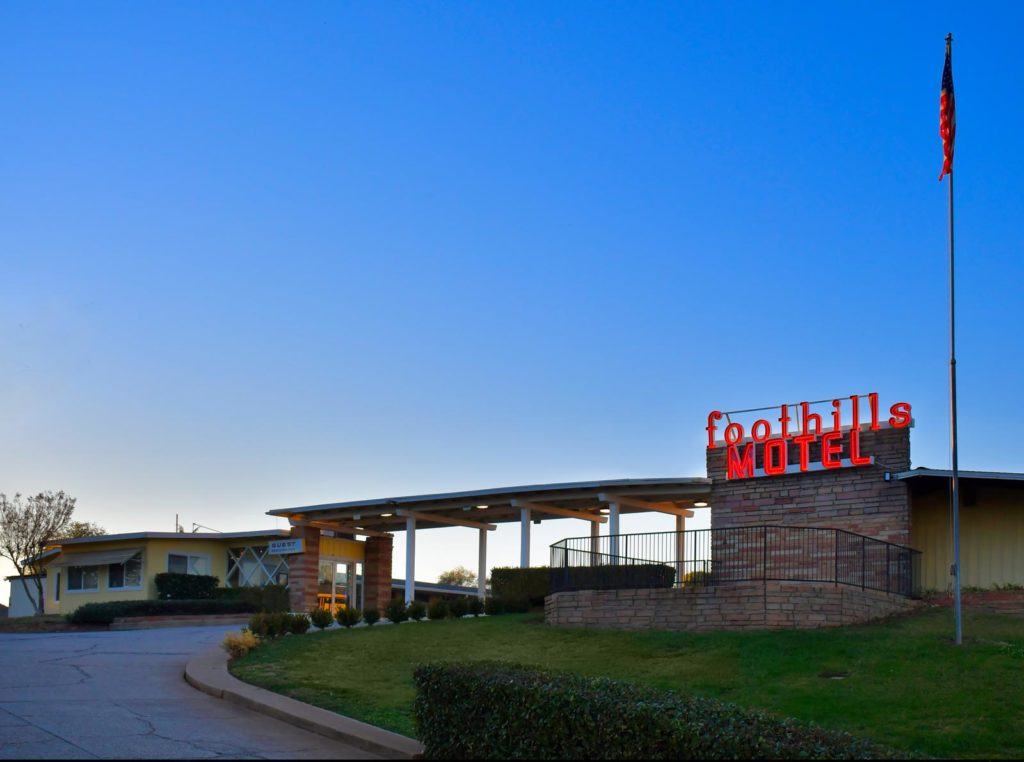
[706,394,911,481]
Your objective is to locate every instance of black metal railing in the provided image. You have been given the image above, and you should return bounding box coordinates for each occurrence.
[549,525,921,598]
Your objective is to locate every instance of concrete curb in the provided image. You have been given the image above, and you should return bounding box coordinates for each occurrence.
[184,644,424,759]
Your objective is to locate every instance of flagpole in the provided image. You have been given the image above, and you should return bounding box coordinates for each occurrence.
[946,33,963,647]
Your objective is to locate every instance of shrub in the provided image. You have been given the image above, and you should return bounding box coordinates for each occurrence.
[408,600,427,621]
[501,595,530,614]
[309,607,335,630]
[240,585,290,613]
[490,567,550,606]
[363,608,381,626]
[155,573,218,600]
[386,597,410,623]
[412,663,915,760]
[682,570,711,586]
[248,611,293,639]
[483,597,505,616]
[560,563,676,592]
[427,599,449,620]
[467,597,484,616]
[336,607,361,628]
[67,599,254,626]
[222,630,260,659]
[449,597,470,618]
[288,613,311,635]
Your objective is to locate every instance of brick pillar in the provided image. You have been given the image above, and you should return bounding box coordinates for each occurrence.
[363,535,394,616]
[287,525,321,612]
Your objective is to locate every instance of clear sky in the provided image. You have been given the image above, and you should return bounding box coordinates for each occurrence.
[2,3,1022,600]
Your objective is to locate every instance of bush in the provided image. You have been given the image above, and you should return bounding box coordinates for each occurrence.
[241,585,290,613]
[336,607,361,628]
[155,573,218,600]
[363,608,381,626]
[490,567,550,606]
[309,607,335,630]
[413,663,915,760]
[67,599,254,626]
[427,599,449,620]
[222,630,260,659]
[682,570,711,586]
[449,597,469,618]
[288,613,311,634]
[483,597,505,616]
[559,563,676,592]
[468,597,484,616]
[501,595,530,614]
[247,612,294,639]
[386,597,410,623]
[408,600,427,621]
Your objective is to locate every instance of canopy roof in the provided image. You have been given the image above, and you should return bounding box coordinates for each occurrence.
[268,477,711,534]
[895,468,1024,492]
[51,547,143,568]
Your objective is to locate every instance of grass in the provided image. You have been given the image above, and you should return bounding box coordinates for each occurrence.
[230,608,1024,759]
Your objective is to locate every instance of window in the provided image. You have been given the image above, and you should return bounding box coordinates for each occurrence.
[54,572,61,602]
[225,546,289,588]
[108,552,143,589]
[67,566,99,592]
[167,553,210,576]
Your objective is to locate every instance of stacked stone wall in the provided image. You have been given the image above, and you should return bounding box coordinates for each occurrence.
[545,581,920,632]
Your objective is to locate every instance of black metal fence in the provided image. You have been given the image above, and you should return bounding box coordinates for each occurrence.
[549,525,921,598]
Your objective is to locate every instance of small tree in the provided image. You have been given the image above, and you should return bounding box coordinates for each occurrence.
[437,566,477,588]
[57,521,106,540]
[0,492,76,615]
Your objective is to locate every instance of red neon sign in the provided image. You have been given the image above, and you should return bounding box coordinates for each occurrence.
[707,394,911,480]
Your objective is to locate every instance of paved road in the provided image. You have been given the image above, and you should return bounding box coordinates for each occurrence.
[0,626,379,759]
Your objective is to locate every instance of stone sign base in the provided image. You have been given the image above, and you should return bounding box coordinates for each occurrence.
[545,582,921,632]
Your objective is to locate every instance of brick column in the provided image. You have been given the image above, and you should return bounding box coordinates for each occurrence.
[363,535,394,616]
[287,525,321,612]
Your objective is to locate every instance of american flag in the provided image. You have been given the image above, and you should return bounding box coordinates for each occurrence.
[939,36,956,181]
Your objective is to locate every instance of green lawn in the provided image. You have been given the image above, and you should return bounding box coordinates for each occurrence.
[230,608,1024,759]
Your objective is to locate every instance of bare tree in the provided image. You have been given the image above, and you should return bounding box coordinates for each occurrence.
[0,492,76,615]
[437,565,477,587]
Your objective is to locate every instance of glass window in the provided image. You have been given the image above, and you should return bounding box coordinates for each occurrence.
[225,546,289,588]
[168,553,209,576]
[67,566,99,591]
[108,552,143,589]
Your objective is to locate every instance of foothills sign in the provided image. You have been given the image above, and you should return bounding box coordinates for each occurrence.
[706,393,912,481]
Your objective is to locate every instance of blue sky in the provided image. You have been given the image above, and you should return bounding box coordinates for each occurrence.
[2,2,1022,596]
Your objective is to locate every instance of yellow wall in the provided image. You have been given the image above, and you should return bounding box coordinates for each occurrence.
[320,535,364,561]
[912,485,1024,592]
[41,533,367,614]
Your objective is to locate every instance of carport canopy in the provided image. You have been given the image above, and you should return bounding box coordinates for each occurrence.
[268,477,712,603]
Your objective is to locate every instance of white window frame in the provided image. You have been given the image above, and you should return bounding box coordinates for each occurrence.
[166,552,212,576]
[107,551,145,591]
[66,565,100,594]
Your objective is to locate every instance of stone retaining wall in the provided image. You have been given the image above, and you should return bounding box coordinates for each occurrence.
[545,581,921,632]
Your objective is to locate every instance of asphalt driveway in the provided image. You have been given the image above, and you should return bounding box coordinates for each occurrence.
[0,625,379,759]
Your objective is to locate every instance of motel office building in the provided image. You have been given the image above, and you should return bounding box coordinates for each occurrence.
[19,396,1024,627]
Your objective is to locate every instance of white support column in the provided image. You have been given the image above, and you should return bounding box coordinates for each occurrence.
[608,502,620,563]
[520,507,531,568]
[478,528,487,600]
[675,514,686,585]
[405,516,416,604]
[590,520,600,560]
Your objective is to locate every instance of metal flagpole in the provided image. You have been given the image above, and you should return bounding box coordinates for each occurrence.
[945,33,963,646]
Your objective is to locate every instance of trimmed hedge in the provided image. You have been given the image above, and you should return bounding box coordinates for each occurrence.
[68,598,255,626]
[155,572,219,600]
[490,567,549,607]
[412,662,916,760]
[215,584,290,613]
[556,563,676,592]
